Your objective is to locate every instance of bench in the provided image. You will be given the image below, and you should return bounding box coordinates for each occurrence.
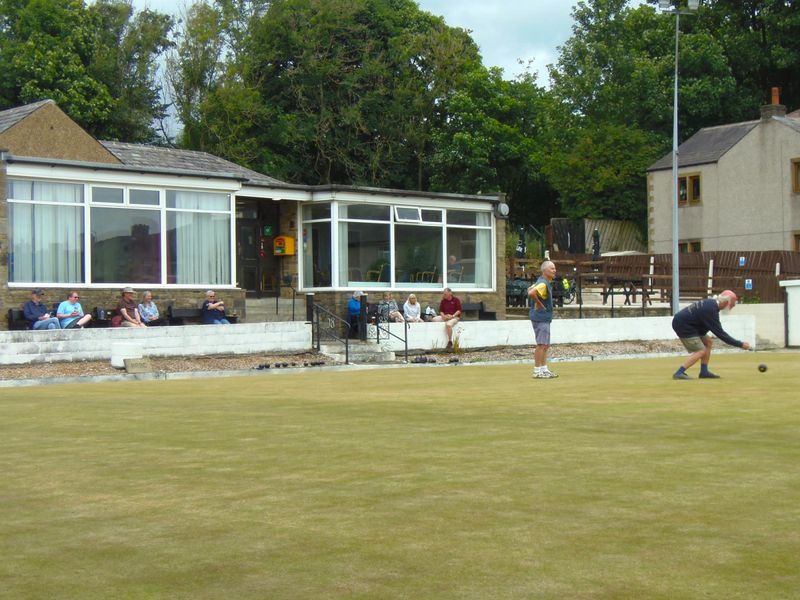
[7,308,30,330]
[92,307,118,328]
[167,305,238,325]
[461,302,496,321]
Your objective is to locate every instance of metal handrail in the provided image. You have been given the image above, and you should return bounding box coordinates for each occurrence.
[373,306,409,363]
[312,303,350,364]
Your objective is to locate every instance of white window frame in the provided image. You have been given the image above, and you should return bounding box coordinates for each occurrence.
[7,173,237,289]
[298,199,496,292]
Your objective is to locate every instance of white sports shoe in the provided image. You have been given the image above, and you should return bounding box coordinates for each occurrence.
[542,369,558,378]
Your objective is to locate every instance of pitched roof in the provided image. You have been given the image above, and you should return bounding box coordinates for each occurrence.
[0,99,54,134]
[648,120,758,172]
[100,141,284,186]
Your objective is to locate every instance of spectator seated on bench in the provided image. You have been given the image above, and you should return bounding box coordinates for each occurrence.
[56,291,92,329]
[23,289,60,330]
[138,291,167,326]
[347,291,364,338]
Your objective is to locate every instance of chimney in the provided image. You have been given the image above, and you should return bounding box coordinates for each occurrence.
[761,86,786,121]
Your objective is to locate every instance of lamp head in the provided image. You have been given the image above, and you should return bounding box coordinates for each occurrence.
[658,0,673,9]
[687,0,700,9]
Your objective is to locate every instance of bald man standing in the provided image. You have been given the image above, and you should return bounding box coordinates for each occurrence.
[671,290,750,380]
[528,260,558,379]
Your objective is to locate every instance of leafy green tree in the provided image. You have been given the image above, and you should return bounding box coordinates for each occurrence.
[428,68,559,227]
[542,121,662,226]
[88,0,175,142]
[172,0,490,189]
[0,0,173,141]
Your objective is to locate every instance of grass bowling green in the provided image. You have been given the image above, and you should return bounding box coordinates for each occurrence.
[2,352,798,599]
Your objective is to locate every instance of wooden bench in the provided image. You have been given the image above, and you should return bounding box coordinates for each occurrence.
[92,307,118,328]
[461,302,496,321]
[167,305,238,325]
[7,308,30,330]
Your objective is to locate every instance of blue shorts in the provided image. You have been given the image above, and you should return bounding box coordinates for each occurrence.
[531,321,551,345]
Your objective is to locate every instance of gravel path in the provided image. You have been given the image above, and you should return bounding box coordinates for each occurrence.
[0,341,686,382]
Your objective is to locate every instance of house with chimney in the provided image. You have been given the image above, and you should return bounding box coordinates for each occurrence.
[647,89,800,254]
[0,100,509,327]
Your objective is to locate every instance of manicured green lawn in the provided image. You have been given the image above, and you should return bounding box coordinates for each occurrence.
[1,352,799,599]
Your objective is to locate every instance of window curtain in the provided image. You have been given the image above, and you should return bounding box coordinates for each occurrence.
[473,213,491,288]
[170,211,230,285]
[8,182,84,283]
[337,222,350,285]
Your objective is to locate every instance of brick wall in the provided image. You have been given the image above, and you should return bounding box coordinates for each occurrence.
[2,286,247,330]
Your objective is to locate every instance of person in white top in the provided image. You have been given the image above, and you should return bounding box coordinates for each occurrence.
[403,293,424,322]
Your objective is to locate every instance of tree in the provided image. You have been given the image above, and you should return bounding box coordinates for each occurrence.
[542,121,662,227]
[428,68,559,227]
[0,0,173,141]
[171,0,490,189]
[87,0,175,142]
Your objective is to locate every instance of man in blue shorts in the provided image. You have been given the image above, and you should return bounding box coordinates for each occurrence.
[671,290,750,380]
[528,260,557,379]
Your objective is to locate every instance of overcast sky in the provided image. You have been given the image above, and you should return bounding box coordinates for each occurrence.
[129,0,582,86]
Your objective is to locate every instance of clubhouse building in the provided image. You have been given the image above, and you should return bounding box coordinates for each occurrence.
[0,100,509,326]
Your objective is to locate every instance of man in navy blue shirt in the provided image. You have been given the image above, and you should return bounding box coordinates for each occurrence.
[23,289,60,330]
[202,290,230,325]
[671,290,750,379]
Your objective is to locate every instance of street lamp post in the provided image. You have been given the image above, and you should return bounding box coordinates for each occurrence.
[659,0,699,314]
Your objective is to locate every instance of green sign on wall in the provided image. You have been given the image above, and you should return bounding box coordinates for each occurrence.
[262,225,273,236]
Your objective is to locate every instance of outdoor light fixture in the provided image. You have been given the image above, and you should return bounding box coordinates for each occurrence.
[659,0,700,314]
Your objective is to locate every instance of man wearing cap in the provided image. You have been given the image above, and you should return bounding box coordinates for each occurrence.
[23,289,60,330]
[671,290,751,380]
[117,287,146,328]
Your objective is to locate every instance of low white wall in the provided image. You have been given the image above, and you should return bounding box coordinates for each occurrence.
[373,315,756,352]
[0,322,311,365]
[731,304,785,348]
[780,280,800,347]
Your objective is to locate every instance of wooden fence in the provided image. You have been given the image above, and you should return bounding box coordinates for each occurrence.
[509,251,800,304]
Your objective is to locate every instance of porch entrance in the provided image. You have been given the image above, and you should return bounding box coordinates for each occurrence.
[236,199,280,298]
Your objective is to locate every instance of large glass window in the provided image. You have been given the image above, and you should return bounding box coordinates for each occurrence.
[166,190,231,285]
[7,181,84,283]
[302,201,493,290]
[91,207,161,283]
[7,179,234,286]
[338,221,390,286]
[395,224,442,287]
[302,204,332,287]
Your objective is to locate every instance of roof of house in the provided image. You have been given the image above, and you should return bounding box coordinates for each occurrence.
[0,99,54,134]
[648,120,759,172]
[100,141,284,186]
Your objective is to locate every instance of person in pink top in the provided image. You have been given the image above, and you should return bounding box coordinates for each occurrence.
[433,287,462,350]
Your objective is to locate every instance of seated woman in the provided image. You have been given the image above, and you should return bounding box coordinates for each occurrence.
[378,292,404,323]
[403,293,424,322]
[138,291,166,326]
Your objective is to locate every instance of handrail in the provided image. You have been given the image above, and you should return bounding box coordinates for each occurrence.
[372,315,409,363]
[311,303,350,364]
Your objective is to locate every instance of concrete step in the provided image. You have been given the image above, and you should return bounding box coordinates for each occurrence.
[318,341,396,363]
